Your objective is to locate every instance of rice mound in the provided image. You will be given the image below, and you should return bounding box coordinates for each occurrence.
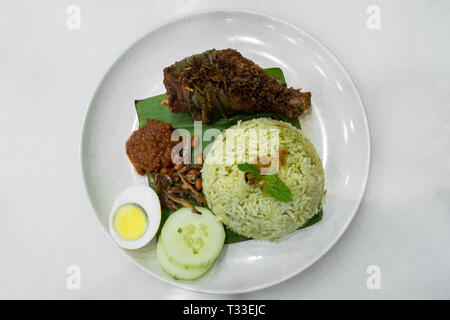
[202,118,325,241]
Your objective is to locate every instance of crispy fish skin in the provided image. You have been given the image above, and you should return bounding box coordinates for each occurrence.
[162,49,311,124]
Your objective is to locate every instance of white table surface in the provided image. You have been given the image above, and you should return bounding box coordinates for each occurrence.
[1,0,449,299]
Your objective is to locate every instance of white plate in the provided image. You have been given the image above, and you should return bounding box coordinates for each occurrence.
[81,10,370,294]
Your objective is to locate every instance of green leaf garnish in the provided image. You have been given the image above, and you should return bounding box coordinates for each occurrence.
[262,174,293,203]
[237,162,261,178]
[237,163,292,202]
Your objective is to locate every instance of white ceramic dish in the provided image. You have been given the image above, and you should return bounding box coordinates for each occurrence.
[81,10,370,294]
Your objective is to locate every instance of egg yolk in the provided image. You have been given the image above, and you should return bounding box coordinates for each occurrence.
[113,204,148,241]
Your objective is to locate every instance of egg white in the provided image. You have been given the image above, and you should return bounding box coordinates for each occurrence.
[109,185,161,250]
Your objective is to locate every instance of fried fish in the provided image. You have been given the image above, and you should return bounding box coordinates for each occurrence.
[162,49,311,124]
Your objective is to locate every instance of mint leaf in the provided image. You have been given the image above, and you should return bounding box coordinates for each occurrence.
[263,175,293,202]
[237,163,261,178]
[238,164,292,202]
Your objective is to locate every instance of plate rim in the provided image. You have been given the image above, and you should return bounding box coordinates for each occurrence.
[80,8,371,295]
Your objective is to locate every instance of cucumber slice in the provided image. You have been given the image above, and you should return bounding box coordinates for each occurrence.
[159,207,225,268]
[156,240,210,280]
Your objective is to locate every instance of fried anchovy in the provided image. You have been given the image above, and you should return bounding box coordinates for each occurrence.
[166,193,200,214]
[151,172,179,211]
[167,189,197,202]
[177,172,206,206]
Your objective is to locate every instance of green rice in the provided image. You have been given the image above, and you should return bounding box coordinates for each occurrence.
[202,118,325,241]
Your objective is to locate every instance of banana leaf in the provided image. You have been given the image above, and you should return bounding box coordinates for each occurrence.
[134,68,322,243]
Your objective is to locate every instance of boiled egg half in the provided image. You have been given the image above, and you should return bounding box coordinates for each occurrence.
[109,185,161,249]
